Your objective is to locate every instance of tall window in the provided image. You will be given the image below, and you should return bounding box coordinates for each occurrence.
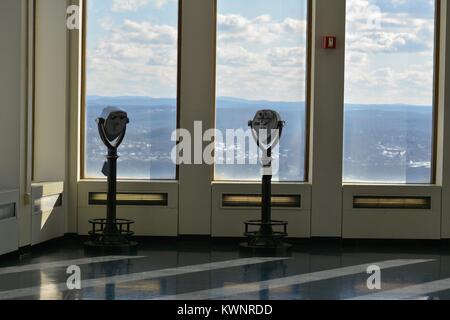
[214,0,309,182]
[84,0,179,180]
[344,0,437,184]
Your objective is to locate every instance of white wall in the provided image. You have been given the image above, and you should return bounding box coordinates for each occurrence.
[34,0,69,183]
[178,0,216,235]
[438,0,450,237]
[0,0,25,255]
[0,0,70,251]
[31,0,70,244]
[310,0,346,237]
[0,1,22,191]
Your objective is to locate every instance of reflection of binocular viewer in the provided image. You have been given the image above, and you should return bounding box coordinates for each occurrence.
[240,110,292,254]
[85,107,137,253]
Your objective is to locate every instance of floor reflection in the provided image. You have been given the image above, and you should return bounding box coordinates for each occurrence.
[0,238,450,300]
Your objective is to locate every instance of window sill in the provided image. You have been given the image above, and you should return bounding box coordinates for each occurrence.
[31,181,64,197]
[343,183,440,188]
[79,179,179,185]
[211,181,311,187]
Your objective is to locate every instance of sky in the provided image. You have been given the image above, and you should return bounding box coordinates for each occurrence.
[86,0,436,106]
[345,0,435,106]
[86,0,179,98]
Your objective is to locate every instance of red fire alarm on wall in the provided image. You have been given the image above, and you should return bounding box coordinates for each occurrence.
[323,36,337,49]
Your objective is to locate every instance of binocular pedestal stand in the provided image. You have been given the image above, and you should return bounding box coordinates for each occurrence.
[85,112,137,254]
[85,147,138,254]
[240,151,292,255]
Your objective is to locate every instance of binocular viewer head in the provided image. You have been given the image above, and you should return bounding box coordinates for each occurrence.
[97,107,129,144]
[249,109,285,150]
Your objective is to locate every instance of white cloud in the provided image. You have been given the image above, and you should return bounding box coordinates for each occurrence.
[88,10,308,102]
[92,0,435,105]
[154,0,169,9]
[217,46,258,67]
[345,0,436,105]
[112,0,149,12]
[111,0,171,12]
[216,14,308,101]
[87,18,178,97]
[266,47,305,68]
[217,14,306,46]
[346,0,434,53]
[120,19,177,45]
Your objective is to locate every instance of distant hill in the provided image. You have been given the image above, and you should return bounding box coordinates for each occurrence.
[345,103,432,113]
[87,96,304,109]
[87,96,176,107]
[87,95,431,112]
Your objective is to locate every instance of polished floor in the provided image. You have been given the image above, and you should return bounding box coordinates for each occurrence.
[1,238,450,300]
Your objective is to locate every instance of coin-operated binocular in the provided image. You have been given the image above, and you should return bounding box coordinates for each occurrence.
[85,107,137,253]
[240,110,292,254]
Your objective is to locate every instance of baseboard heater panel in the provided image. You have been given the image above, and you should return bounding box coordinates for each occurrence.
[353,196,431,210]
[222,194,301,209]
[89,192,169,207]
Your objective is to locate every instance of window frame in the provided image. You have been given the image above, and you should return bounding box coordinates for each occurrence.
[342,0,441,185]
[212,0,313,183]
[431,0,442,184]
[80,0,183,181]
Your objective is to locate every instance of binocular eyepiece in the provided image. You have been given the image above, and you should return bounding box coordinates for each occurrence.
[97,107,130,148]
[249,109,285,150]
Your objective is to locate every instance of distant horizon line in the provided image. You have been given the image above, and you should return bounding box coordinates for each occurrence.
[86,95,432,108]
